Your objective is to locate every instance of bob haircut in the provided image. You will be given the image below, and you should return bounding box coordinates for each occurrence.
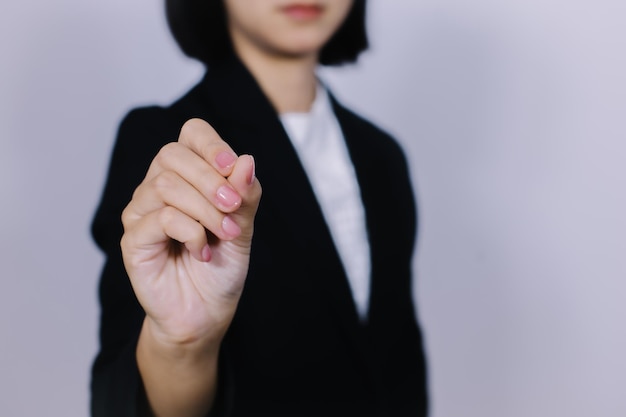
[165,0,369,67]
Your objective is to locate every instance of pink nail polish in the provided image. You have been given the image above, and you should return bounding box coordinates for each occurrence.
[201,244,212,262]
[216,185,241,208]
[222,216,241,238]
[216,151,237,169]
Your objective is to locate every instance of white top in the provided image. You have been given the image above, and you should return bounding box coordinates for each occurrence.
[280,84,371,320]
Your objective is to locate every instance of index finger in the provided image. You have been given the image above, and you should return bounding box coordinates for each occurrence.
[178,118,239,177]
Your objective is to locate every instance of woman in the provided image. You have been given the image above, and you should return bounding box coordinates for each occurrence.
[91,1,428,416]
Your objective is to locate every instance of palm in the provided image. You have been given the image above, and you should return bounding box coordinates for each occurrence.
[120,121,260,346]
[129,236,251,344]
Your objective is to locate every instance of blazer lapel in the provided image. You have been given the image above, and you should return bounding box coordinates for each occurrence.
[199,56,364,336]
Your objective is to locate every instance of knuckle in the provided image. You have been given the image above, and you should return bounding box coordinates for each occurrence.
[152,171,177,194]
[129,185,142,203]
[155,142,178,166]
[119,233,130,252]
[158,206,178,228]
[180,118,206,139]
[120,205,131,227]
[200,142,217,162]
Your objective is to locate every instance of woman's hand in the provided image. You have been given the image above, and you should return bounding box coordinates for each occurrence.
[119,118,261,416]
[121,118,261,350]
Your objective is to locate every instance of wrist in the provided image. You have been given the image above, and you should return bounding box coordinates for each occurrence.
[140,317,224,363]
[136,318,221,417]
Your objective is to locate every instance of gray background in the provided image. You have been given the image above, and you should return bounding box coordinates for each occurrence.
[1,0,625,416]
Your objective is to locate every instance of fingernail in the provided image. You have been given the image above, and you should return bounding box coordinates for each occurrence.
[247,155,256,185]
[222,216,241,238]
[201,244,212,262]
[216,185,241,209]
[216,151,237,169]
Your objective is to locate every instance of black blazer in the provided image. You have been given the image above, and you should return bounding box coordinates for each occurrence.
[91,54,428,417]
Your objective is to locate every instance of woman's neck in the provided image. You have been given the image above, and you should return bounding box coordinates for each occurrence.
[233,43,318,114]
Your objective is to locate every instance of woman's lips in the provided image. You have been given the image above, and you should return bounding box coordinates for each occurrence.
[282,4,324,20]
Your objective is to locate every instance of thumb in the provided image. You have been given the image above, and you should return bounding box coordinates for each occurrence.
[226,155,262,241]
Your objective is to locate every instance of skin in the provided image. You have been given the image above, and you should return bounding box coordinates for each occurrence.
[226,0,354,113]
[123,1,353,416]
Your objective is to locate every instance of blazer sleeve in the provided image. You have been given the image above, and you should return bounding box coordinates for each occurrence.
[90,108,163,417]
[90,108,234,417]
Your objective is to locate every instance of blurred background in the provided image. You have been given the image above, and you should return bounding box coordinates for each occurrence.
[1,0,624,415]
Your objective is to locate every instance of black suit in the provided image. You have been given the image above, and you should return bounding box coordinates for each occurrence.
[91,54,428,416]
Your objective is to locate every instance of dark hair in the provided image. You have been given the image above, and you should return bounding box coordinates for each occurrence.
[165,0,368,67]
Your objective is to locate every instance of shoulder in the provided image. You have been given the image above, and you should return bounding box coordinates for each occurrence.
[113,77,216,158]
[330,95,418,250]
[92,81,212,248]
[119,79,210,141]
[115,106,179,152]
[332,98,392,138]
[330,95,411,173]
